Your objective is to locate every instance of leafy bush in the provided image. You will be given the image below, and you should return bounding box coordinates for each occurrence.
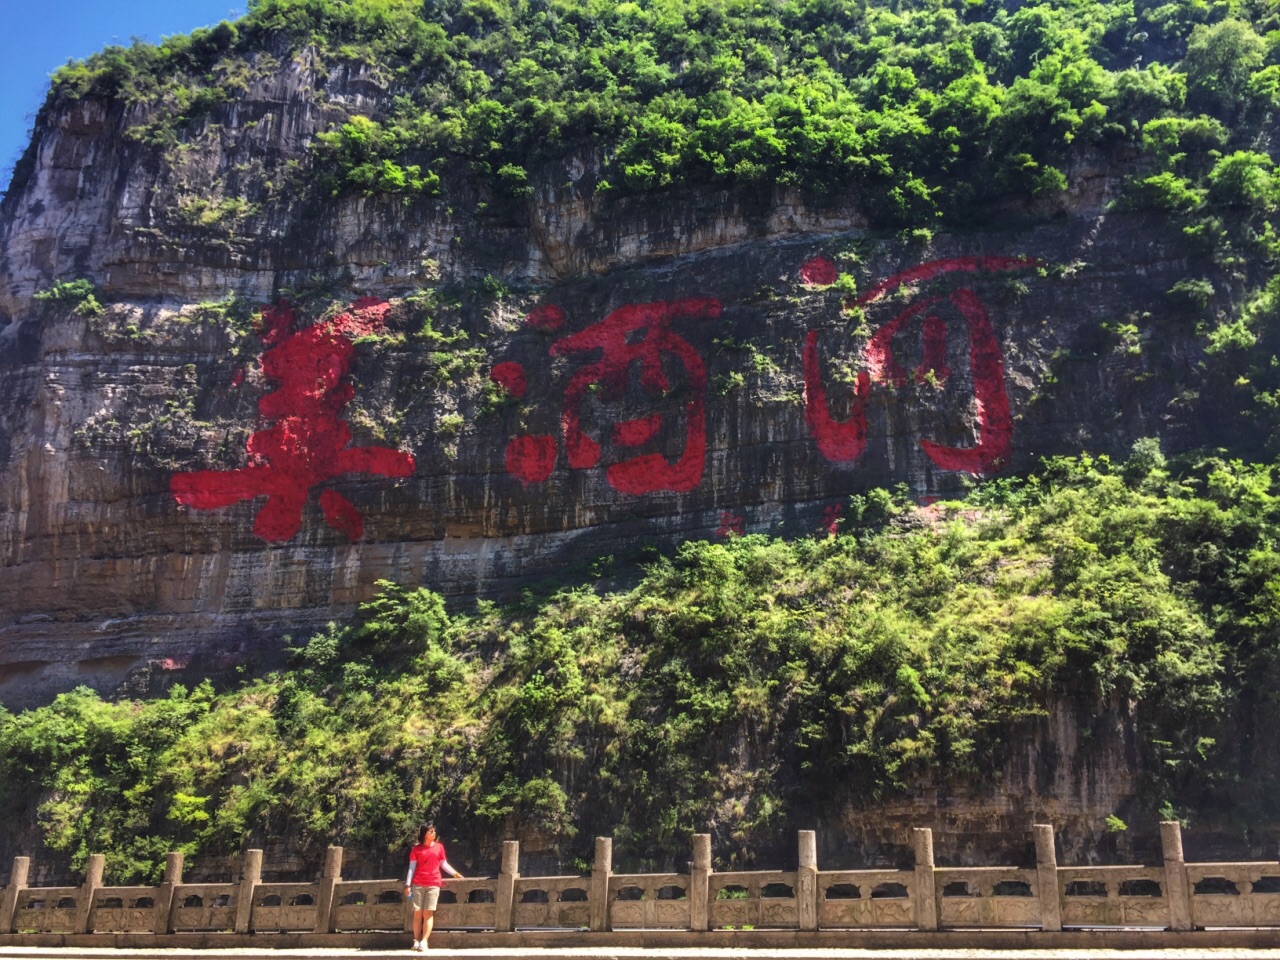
[31,0,1278,225]
[1119,172,1204,212]
[33,279,103,317]
[1183,19,1267,117]
[313,116,439,196]
[4,451,1279,875]
[1207,151,1277,212]
[1167,278,1214,307]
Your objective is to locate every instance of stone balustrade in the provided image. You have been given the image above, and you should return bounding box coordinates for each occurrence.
[4,822,1280,944]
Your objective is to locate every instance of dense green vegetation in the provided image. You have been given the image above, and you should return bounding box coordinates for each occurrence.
[38,0,1280,226]
[3,446,1279,881]
[11,0,1280,885]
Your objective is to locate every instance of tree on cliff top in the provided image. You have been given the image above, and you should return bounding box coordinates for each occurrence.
[30,0,1280,227]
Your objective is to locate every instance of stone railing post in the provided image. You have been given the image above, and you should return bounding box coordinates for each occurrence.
[1034,824,1061,932]
[797,830,818,932]
[913,827,938,932]
[75,854,105,933]
[1161,820,1192,931]
[314,845,342,934]
[494,840,519,933]
[689,834,711,933]
[234,849,262,934]
[0,857,30,934]
[154,852,183,935]
[589,837,612,932]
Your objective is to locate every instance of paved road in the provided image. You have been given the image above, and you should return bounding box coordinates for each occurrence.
[4,948,1280,959]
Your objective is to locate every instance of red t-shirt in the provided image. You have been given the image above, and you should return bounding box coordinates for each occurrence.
[408,841,448,887]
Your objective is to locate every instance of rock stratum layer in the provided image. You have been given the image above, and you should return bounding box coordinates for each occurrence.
[0,46,1246,712]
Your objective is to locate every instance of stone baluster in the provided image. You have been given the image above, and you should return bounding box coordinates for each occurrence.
[797,830,819,932]
[589,837,613,932]
[1161,820,1192,931]
[913,827,938,932]
[689,834,712,933]
[1033,824,1061,932]
[154,852,183,935]
[233,849,262,934]
[0,857,30,934]
[75,854,104,934]
[494,840,519,933]
[314,845,343,934]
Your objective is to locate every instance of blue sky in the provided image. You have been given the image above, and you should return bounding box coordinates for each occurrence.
[1,1,245,194]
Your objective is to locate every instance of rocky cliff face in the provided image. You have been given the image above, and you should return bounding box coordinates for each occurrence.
[0,49,1235,718]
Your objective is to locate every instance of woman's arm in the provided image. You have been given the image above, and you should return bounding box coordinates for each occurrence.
[405,861,415,889]
[441,860,464,879]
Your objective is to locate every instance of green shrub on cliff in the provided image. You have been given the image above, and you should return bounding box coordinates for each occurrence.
[33,279,103,317]
[313,115,441,196]
[3,448,1279,880]
[29,0,1280,228]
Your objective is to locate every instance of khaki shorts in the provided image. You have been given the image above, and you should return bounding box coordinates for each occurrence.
[409,885,441,911]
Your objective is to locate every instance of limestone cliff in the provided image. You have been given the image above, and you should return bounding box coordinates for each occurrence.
[0,41,1247,712]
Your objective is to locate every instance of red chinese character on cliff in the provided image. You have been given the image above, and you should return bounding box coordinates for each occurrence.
[804,256,1038,474]
[170,298,415,541]
[498,297,721,494]
[716,511,745,538]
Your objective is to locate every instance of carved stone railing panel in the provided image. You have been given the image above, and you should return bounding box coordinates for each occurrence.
[250,881,320,932]
[331,881,404,932]
[433,878,500,929]
[89,885,161,932]
[1186,862,1280,927]
[12,887,79,934]
[1059,866,1169,927]
[608,873,690,929]
[935,867,1041,927]
[169,883,237,932]
[708,870,799,929]
[511,875,591,929]
[20,825,1280,943]
[817,869,915,928]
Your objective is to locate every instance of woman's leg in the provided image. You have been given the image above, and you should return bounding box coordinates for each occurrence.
[423,909,435,946]
[413,908,426,942]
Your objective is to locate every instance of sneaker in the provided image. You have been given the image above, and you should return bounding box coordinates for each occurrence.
[410,941,420,951]
[416,942,427,952]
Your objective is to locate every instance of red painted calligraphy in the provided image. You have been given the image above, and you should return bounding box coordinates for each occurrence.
[490,361,528,398]
[170,298,415,542]
[716,511,745,537]
[804,256,1038,475]
[506,434,557,486]
[799,255,838,287]
[505,298,720,494]
[804,336,870,463]
[613,414,664,447]
[822,503,844,535]
[553,298,720,494]
[525,303,566,332]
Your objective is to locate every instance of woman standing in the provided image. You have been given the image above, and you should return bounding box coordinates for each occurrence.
[404,822,464,951]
